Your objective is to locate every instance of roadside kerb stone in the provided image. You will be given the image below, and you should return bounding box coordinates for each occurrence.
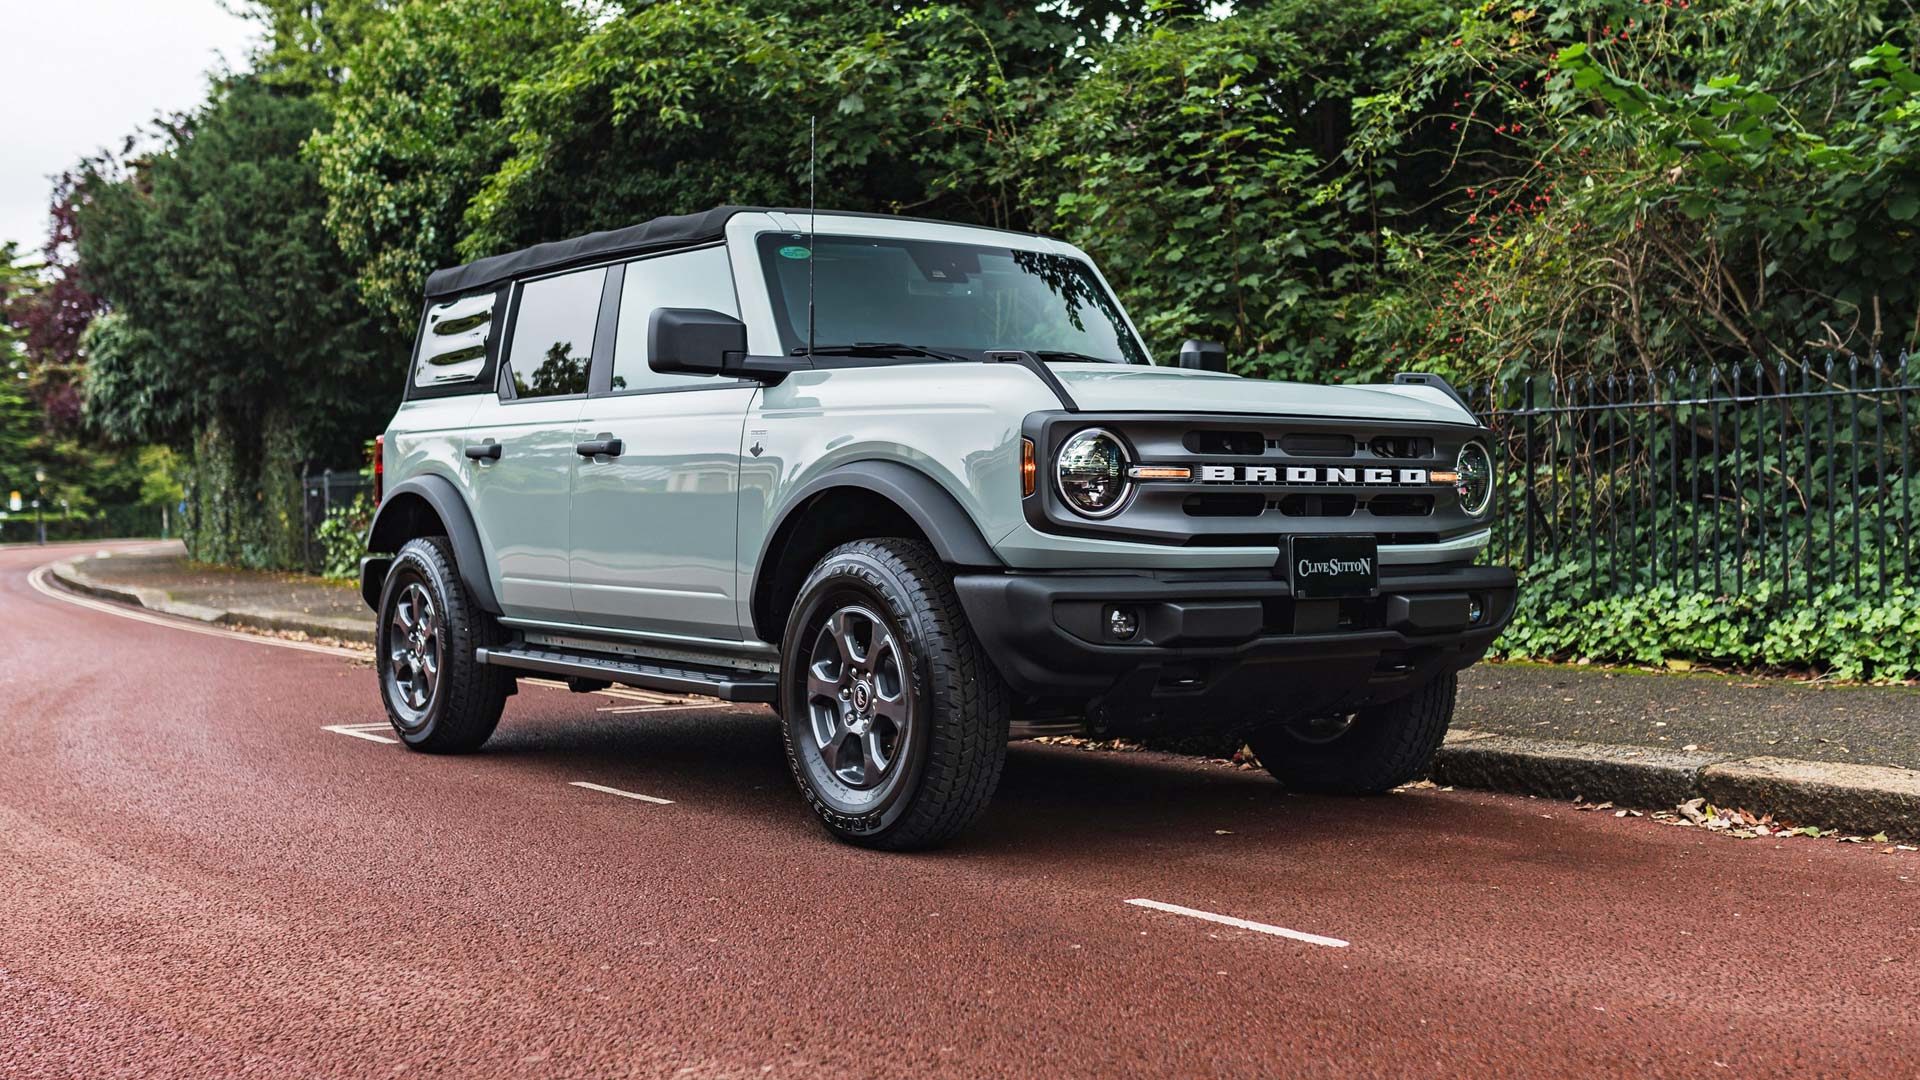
[1433,732,1715,808]
[49,557,374,646]
[1701,756,1920,839]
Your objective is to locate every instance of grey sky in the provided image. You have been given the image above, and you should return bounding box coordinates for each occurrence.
[1,0,258,258]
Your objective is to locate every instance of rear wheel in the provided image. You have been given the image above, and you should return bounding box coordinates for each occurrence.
[778,538,1008,850]
[376,536,510,753]
[1247,672,1457,794]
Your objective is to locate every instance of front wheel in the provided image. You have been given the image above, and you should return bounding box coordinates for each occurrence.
[376,536,511,753]
[778,538,1009,850]
[1247,672,1457,794]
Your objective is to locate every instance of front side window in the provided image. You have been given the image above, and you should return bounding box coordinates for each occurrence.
[504,267,605,399]
[610,246,740,393]
[756,233,1147,365]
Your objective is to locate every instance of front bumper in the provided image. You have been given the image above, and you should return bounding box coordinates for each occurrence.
[952,563,1516,732]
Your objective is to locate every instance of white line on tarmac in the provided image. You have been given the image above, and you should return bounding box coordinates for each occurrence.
[569,781,674,805]
[1125,898,1349,948]
[321,724,399,744]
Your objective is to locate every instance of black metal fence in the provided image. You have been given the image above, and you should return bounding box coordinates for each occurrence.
[300,466,374,574]
[1459,356,1920,603]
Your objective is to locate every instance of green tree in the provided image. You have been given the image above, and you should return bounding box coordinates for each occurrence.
[306,0,583,331]
[238,0,393,88]
[1025,2,1455,378]
[77,75,396,566]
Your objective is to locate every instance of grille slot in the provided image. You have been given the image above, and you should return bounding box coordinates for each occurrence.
[1367,435,1434,459]
[1278,433,1355,457]
[1182,493,1267,518]
[1185,429,1265,456]
[1365,494,1434,517]
[1275,494,1357,518]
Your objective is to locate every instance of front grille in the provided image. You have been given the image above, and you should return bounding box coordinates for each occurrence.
[1027,411,1486,549]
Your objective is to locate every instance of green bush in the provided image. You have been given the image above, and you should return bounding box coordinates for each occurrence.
[1496,558,1920,681]
[315,494,373,581]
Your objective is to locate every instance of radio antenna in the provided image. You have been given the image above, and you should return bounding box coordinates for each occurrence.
[806,115,817,360]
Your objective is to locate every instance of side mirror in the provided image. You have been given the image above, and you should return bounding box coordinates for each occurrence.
[649,308,746,376]
[1178,339,1228,372]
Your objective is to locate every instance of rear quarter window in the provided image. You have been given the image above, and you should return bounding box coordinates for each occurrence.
[412,291,498,391]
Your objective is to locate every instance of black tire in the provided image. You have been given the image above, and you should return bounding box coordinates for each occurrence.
[1247,672,1457,794]
[375,536,511,753]
[778,538,1009,850]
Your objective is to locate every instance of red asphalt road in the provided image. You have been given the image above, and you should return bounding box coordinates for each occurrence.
[2,542,1917,1079]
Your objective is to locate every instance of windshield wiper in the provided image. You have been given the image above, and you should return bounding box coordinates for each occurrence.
[1033,349,1128,365]
[793,342,973,364]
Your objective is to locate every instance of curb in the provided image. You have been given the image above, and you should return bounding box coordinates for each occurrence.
[48,557,375,646]
[1434,730,1920,841]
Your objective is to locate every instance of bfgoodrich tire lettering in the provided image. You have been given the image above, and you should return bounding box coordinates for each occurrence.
[779,538,1009,850]
[1248,672,1457,794]
[376,536,511,753]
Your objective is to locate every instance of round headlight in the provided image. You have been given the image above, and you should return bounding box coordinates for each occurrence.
[1056,428,1131,517]
[1455,440,1493,516]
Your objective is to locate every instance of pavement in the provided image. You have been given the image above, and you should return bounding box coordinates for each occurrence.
[45,542,1920,841]
[5,539,1920,1077]
[47,540,372,643]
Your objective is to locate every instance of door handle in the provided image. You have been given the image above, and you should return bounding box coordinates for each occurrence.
[575,438,623,458]
[464,442,502,461]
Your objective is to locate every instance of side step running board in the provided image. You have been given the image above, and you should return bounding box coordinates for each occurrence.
[475,645,778,704]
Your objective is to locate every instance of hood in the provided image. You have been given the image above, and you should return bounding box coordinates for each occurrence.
[1047,364,1477,426]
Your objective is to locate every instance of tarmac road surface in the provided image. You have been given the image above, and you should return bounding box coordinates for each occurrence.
[3,542,1916,1079]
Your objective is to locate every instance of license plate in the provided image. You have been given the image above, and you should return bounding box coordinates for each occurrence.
[1287,535,1379,598]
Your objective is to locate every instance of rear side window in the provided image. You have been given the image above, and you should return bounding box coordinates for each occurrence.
[413,292,495,390]
[504,267,605,399]
[610,246,739,393]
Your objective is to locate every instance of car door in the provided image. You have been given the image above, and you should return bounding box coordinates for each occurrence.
[569,246,757,642]
[464,265,605,625]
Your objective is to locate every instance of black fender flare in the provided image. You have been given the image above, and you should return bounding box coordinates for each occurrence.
[365,473,502,614]
[749,460,1002,628]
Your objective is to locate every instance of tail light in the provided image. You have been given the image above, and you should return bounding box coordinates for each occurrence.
[372,435,384,507]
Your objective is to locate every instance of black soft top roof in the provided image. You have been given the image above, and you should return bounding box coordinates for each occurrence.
[424,206,741,301]
[422,205,1041,301]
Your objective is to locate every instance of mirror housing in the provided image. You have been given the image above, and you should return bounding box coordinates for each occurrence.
[648,307,810,383]
[649,307,746,376]
[1177,339,1228,372]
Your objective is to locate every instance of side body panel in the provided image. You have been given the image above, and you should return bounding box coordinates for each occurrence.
[462,394,584,623]
[571,385,758,639]
[381,395,485,522]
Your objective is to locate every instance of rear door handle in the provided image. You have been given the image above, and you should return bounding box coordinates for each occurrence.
[575,438,623,458]
[464,442,501,461]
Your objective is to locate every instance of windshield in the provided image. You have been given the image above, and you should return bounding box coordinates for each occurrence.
[756,233,1147,364]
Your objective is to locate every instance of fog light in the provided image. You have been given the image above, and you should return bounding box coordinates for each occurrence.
[1108,607,1139,640]
[1467,595,1485,624]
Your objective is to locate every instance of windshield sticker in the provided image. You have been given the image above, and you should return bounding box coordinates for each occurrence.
[778,245,812,260]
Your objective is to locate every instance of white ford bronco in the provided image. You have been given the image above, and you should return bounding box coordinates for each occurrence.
[361,206,1515,849]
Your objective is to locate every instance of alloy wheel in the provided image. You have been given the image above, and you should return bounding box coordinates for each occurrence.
[803,605,911,790]
[385,581,442,727]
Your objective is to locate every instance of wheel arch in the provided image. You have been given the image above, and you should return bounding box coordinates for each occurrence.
[749,460,1001,644]
[364,474,501,615]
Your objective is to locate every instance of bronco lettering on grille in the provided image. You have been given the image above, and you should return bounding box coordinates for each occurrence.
[1196,465,1432,485]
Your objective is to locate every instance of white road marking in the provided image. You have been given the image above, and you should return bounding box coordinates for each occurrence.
[29,563,366,659]
[569,781,674,805]
[322,724,399,744]
[1125,899,1349,948]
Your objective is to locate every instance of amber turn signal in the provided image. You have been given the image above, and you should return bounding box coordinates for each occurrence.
[1428,469,1460,484]
[1126,465,1193,481]
[1021,437,1037,497]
